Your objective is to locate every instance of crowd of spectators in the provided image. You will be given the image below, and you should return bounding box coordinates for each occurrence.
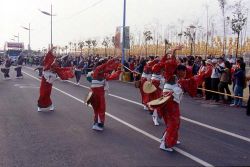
[123,54,249,108]
[15,52,249,109]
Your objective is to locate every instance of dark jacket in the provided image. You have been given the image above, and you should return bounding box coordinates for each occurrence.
[234,69,245,87]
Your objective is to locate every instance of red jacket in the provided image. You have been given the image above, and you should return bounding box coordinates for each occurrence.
[203,65,213,78]
[143,59,158,74]
[186,65,193,79]
[163,58,178,81]
[43,51,55,71]
[93,59,121,81]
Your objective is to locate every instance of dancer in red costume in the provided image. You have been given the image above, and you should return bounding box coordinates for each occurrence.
[37,48,74,112]
[148,56,167,125]
[88,58,122,131]
[148,46,200,152]
[139,60,158,110]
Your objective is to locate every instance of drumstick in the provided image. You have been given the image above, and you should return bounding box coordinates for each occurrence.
[120,64,141,75]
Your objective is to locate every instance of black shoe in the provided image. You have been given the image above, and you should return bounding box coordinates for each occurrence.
[98,123,104,128]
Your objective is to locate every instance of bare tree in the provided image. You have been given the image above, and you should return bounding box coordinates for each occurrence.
[102,37,110,56]
[218,0,227,54]
[61,48,64,54]
[112,36,116,56]
[184,27,194,55]
[92,40,98,55]
[65,45,68,54]
[69,42,72,53]
[85,40,92,56]
[230,0,247,57]
[143,30,153,56]
[164,39,170,55]
[74,43,77,55]
[129,34,135,56]
[78,41,84,56]
[178,19,184,44]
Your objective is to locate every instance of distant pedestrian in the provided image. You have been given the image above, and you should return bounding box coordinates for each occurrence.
[1,56,12,80]
[230,62,246,107]
[74,57,85,85]
[15,55,24,79]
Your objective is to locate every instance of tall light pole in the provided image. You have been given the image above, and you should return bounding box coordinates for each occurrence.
[122,0,126,64]
[205,4,209,59]
[22,23,31,50]
[13,33,19,43]
[39,4,56,49]
[22,23,31,55]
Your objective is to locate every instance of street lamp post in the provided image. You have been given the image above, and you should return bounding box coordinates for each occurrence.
[39,4,56,49]
[13,33,19,43]
[22,23,32,57]
[122,0,126,65]
[22,23,31,51]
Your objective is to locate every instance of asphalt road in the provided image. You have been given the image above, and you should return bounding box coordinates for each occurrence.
[0,66,249,167]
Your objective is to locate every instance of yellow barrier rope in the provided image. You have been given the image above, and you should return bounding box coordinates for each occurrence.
[120,65,248,101]
[197,87,247,100]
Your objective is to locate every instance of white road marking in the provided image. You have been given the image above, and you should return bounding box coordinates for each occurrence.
[23,71,213,167]
[66,79,250,143]
[181,117,250,142]
[14,84,39,89]
[24,66,250,143]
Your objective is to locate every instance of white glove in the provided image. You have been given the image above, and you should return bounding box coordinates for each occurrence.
[43,71,57,84]
[172,86,183,104]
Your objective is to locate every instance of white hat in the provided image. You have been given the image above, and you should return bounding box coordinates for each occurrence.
[212,59,218,64]
[98,58,104,62]
[205,59,212,65]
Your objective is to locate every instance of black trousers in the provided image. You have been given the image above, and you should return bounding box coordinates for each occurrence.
[38,67,43,77]
[15,67,23,77]
[218,81,232,101]
[1,68,10,78]
[130,72,134,82]
[211,78,220,101]
[75,70,82,83]
[204,77,212,100]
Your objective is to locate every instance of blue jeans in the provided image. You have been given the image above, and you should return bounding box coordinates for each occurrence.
[234,85,243,106]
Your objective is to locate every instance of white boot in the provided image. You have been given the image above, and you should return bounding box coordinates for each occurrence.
[160,132,167,142]
[152,110,159,126]
[4,77,11,80]
[37,107,42,112]
[49,105,54,111]
[159,141,173,152]
[143,105,149,111]
[152,116,159,126]
[92,123,103,131]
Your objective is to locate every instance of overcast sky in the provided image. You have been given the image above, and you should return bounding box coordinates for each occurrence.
[0,0,249,50]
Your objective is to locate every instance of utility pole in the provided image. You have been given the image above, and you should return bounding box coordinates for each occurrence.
[122,0,126,64]
[205,4,209,59]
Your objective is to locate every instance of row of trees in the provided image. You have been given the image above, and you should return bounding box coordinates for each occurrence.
[217,0,248,57]
[54,0,248,58]
[57,38,109,56]
[55,35,250,58]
